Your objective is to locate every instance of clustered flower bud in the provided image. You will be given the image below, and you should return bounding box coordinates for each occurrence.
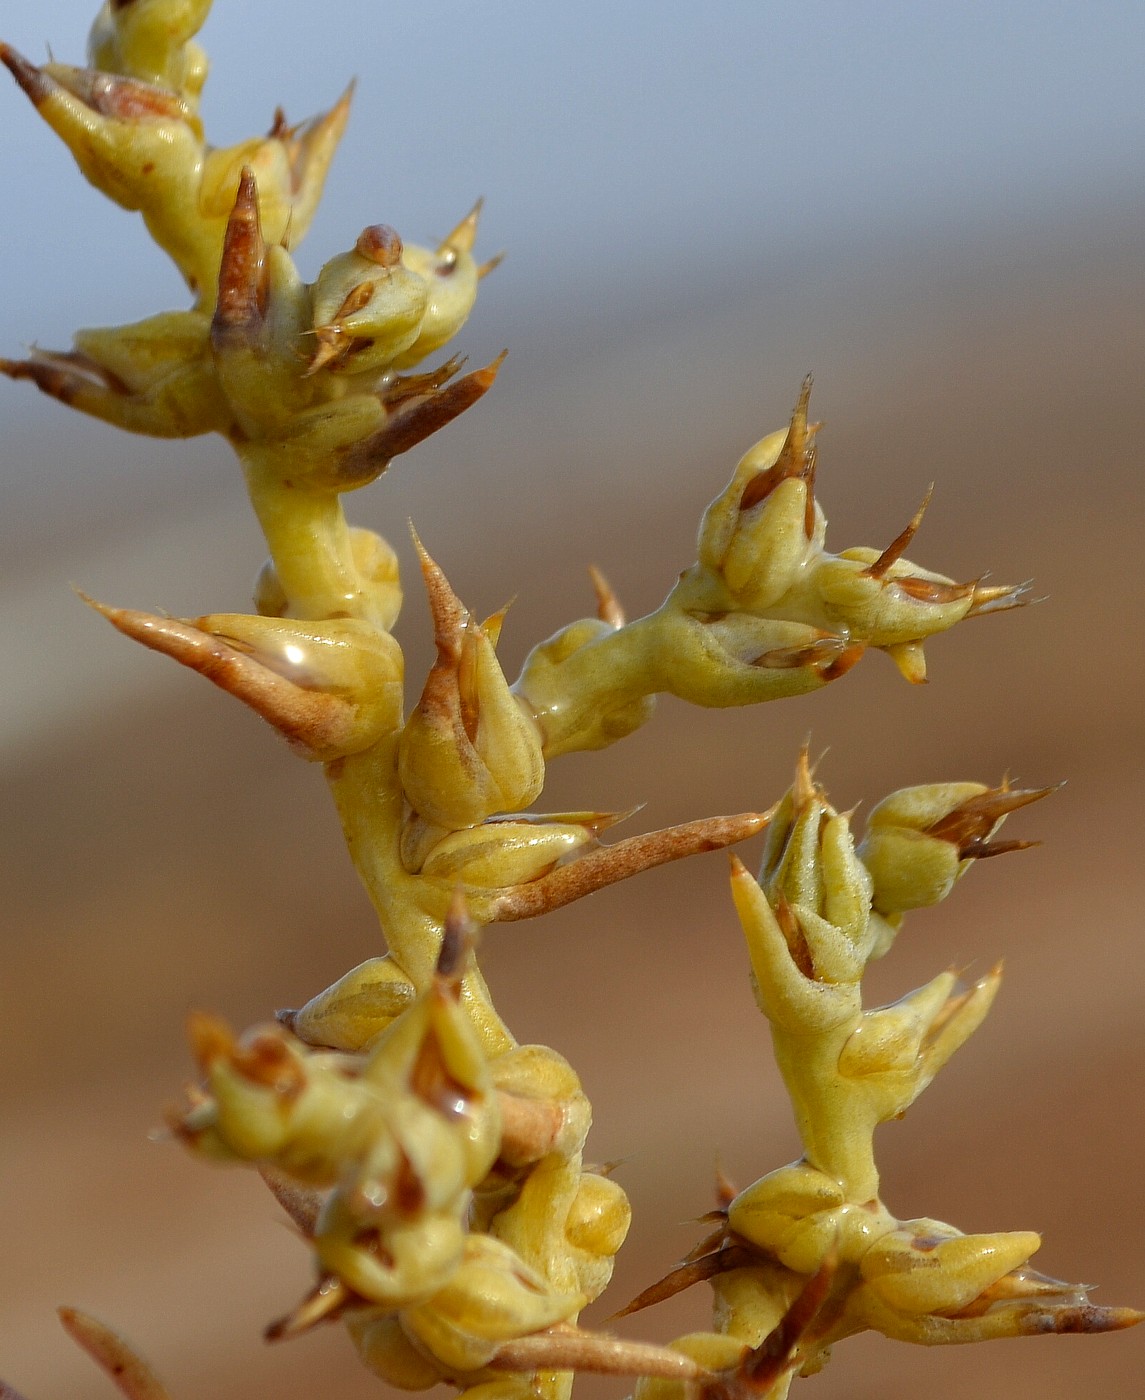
[626,756,1139,1400]
[514,379,1028,757]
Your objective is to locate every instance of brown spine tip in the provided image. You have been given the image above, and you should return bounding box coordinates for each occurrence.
[438,196,484,255]
[613,1244,756,1319]
[259,1165,324,1238]
[477,250,506,280]
[864,483,935,579]
[437,886,478,982]
[337,352,505,483]
[588,563,625,628]
[212,166,267,338]
[926,782,1061,855]
[264,1275,350,1341]
[792,741,817,810]
[381,354,467,407]
[410,528,467,658]
[0,44,53,106]
[739,381,821,513]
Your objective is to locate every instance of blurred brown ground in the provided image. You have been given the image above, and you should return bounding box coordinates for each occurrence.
[2,214,1144,1400]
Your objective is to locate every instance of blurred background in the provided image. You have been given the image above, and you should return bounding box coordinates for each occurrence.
[2,2,1144,1398]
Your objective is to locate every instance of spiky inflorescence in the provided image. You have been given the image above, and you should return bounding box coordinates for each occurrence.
[1,4,1137,1400]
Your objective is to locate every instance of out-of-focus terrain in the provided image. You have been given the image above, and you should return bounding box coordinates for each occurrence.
[2,194,1143,1400]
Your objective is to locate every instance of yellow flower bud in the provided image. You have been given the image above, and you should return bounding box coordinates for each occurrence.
[726,1161,844,1258]
[697,378,823,610]
[565,1173,632,1259]
[345,1309,444,1390]
[307,226,429,376]
[859,780,1053,915]
[400,1234,584,1373]
[87,0,212,103]
[860,1220,1041,1317]
[757,753,876,984]
[412,813,604,888]
[399,540,544,828]
[282,955,417,1053]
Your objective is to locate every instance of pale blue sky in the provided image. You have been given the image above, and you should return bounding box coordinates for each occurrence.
[3,0,1144,342]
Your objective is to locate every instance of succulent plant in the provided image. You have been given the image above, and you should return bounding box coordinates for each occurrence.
[2,4,1139,1399]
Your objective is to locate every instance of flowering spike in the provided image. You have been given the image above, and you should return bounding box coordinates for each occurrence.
[6,7,1134,1396]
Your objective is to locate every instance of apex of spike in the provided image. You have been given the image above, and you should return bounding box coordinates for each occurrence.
[277,80,354,246]
[1,43,54,106]
[863,484,934,580]
[589,564,626,628]
[738,374,820,512]
[967,578,1035,616]
[212,166,267,341]
[925,780,1061,859]
[438,196,484,255]
[437,888,479,985]
[791,741,817,813]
